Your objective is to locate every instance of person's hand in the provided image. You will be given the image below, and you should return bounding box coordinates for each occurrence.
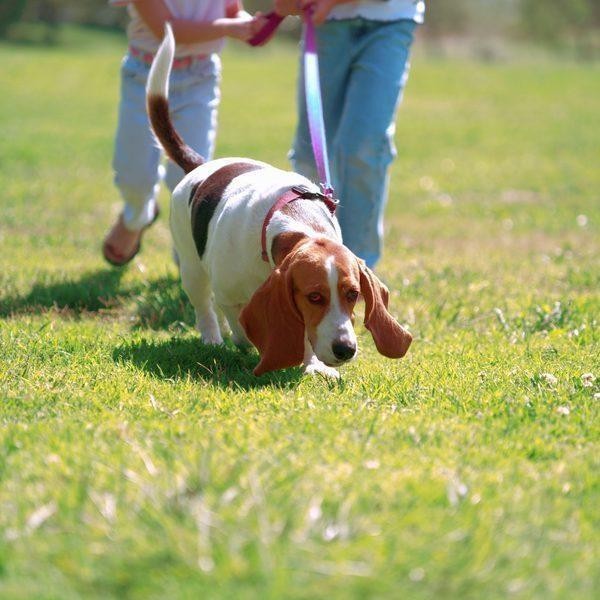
[222,14,265,41]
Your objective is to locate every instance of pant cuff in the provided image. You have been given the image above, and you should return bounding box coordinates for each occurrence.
[122,198,157,231]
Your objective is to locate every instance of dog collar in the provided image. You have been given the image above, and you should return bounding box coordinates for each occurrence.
[261,185,338,263]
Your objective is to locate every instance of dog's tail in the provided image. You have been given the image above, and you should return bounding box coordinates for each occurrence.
[146,23,204,174]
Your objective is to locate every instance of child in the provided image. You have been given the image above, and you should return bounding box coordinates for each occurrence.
[103,0,263,266]
[274,0,424,268]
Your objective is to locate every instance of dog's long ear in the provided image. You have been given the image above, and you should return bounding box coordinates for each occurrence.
[239,267,305,375]
[359,261,412,358]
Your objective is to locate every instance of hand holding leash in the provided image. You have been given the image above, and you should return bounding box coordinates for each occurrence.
[247,11,285,46]
[248,0,340,46]
[248,3,334,198]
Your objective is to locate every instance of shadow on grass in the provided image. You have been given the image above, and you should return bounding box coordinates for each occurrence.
[0,269,194,330]
[113,336,303,389]
[133,274,194,331]
[0,268,131,317]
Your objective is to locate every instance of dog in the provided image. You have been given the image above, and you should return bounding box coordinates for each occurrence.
[146,24,412,378]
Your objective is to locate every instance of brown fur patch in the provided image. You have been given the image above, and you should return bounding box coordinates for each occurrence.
[147,94,204,174]
[190,162,264,258]
[271,231,308,266]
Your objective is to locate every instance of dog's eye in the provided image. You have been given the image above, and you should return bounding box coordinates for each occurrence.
[346,290,359,303]
[307,292,324,304]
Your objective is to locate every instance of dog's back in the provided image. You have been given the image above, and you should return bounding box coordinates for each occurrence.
[170,156,337,305]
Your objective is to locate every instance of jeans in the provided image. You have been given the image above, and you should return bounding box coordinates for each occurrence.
[290,18,417,268]
[112,52,221,230]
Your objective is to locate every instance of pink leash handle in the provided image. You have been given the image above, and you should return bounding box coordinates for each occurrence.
[302,8,334,198]
[247,11,284,47]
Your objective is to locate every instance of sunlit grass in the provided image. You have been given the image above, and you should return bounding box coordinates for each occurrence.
[0,27,599,599]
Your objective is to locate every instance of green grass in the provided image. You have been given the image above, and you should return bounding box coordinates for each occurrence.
[1,27,599,599]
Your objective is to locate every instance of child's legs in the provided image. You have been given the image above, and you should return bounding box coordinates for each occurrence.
[333,20,416,268]
[164,55,221,192]
[112,55,161,230]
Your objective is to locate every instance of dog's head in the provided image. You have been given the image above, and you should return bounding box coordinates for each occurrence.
[239,237,412,375]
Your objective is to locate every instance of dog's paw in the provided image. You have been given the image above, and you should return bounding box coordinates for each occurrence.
[201,332,224,345]
[195,312,223,345]
[196,324,223,345]
[304,362,340,379]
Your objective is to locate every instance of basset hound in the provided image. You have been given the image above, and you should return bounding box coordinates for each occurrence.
[146,25,412,378]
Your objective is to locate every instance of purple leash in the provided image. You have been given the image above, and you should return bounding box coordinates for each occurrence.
[249,9,335,201]
[301,8,334,199]
[247,12,284,47]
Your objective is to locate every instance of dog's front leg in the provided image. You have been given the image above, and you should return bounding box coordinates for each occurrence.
[194,308,223,345]
[302,333,340,379]
[180,263,223,345]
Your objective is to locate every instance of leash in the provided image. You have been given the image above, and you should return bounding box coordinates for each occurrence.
[251,9,338,263]
[247,11,284,47]
[249,8,335,199]
[300,6,334,199]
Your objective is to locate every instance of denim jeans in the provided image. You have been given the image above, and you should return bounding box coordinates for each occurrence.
[290,19,417,268]
[112,52,221,230]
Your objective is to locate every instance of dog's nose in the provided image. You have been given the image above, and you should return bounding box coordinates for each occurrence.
[332,341,356,361]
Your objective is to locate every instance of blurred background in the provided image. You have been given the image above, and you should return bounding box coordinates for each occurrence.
[1,0,599,60]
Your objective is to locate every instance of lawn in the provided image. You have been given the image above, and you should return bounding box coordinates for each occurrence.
[0,26,599,599]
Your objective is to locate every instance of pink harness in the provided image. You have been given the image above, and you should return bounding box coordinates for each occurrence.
[247,12,284,47]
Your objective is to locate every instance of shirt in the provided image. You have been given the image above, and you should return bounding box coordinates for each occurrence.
[328,0,425,23]
[109,0,233,56]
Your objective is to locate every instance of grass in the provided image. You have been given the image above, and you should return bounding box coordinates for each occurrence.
[1,26,599,599]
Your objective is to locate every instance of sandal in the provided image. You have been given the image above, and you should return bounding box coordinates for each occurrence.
[102,206,160,267]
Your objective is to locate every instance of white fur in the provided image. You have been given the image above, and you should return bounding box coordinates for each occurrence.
[312,256,358,365]
[147,23,174,99]
[303,332,341,380]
